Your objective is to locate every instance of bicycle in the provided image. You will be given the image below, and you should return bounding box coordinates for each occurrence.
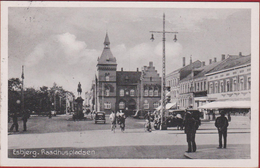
[144,119,152,132]
[111,122,116,133]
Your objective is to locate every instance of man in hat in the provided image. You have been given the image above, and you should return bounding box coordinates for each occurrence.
[184,111,198,152]
[215,110,229,149]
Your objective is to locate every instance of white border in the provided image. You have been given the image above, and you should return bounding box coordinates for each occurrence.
[1,1,259,167]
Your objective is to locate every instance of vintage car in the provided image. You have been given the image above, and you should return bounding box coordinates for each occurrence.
[94,111,106,124]
[165,109,186,129]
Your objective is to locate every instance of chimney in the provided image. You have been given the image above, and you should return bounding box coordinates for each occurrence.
[190,55,192,64]
[221,54,225,61]
[209,59,212,64]
[121,67,123,71]
[239,52,242,56]
[202,61,205,66]
[137,68,139,72]
[214,57,217,62]
[183,57,185,67]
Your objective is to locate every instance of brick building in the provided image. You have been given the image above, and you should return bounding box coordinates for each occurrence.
[94,33,161,114]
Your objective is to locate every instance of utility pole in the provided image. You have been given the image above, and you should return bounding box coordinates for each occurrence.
[150,13,178,130]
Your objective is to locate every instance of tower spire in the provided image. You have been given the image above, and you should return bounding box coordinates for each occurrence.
[104,32,110,49]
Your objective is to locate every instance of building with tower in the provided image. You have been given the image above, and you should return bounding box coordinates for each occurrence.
[94,33,161,114]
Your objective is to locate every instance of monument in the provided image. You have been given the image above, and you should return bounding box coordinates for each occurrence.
[73,82,84,120]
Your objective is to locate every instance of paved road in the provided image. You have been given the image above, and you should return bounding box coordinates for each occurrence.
[8,115,251,159]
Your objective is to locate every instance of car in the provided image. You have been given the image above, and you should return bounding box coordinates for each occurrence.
[94,112,106,124]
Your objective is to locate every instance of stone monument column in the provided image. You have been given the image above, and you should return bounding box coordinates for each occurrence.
[75,82,84,119]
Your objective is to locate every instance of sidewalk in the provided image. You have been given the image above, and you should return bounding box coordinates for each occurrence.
[184,144,250,159]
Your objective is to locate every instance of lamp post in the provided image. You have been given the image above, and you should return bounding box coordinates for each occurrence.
[150,13,178,130]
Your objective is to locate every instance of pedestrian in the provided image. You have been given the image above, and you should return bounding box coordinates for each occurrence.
[227,112,231,122]
[184,111,199,153]
[22,112,29,131]
[109,111,116,131]
[10,111,19,132]
[215,110,229,149]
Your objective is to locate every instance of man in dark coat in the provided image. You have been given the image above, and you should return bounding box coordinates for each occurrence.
[10,111,19,132]
[215,110,229,149]
[184,112,198,152]
[22,112,29,131]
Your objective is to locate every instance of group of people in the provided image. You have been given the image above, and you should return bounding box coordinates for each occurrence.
[109,110,126,132]
[9,111,29,132]
[184,110,229,153]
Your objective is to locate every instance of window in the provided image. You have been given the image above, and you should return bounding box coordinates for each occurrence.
[240,78,244,91]
[130,89,135,96]
[233,79,237,91]
[220,81,224,93]
[226,80,230,92]
[215,82,218,93]
[119,102,125,109]
[248,77,251,90]
[150,77,152,81]
[154,89,159,96]
[104,102,111,109]
[120,89,124,96]
[149,89,153,96]
[209,82,213,94]
[204,81,206,90]
[144,89,148,96]
[144,100,149,109]
[105,75,109,81]
[201,82,203,91]
[125,76,129,82]
[105,89,110,96]
[153,102,160,109]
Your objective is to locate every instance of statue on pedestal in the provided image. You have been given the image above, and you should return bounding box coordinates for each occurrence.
[77,82,82,97]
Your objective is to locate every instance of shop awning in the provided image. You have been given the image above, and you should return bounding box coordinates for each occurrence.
[198,100,251,109]
[156,102,177,111]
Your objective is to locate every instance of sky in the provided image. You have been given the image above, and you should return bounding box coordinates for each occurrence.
[8,4,251,96]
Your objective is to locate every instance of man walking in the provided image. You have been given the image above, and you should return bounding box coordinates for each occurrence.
[215,110,229,149]
[184,111,198,153]
[22,112,29,131]
[10,111,19,132]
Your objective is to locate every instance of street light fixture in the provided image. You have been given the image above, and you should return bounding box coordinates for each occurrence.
[150,13,178,130]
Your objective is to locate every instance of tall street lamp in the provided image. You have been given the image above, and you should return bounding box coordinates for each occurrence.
[150,13,178,130]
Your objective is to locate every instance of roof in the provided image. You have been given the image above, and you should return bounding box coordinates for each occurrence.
[116,71,141,85]
[181,61,223,82]
[167,60,201,76]
[97,33,117,65]
[207,54,251,74]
